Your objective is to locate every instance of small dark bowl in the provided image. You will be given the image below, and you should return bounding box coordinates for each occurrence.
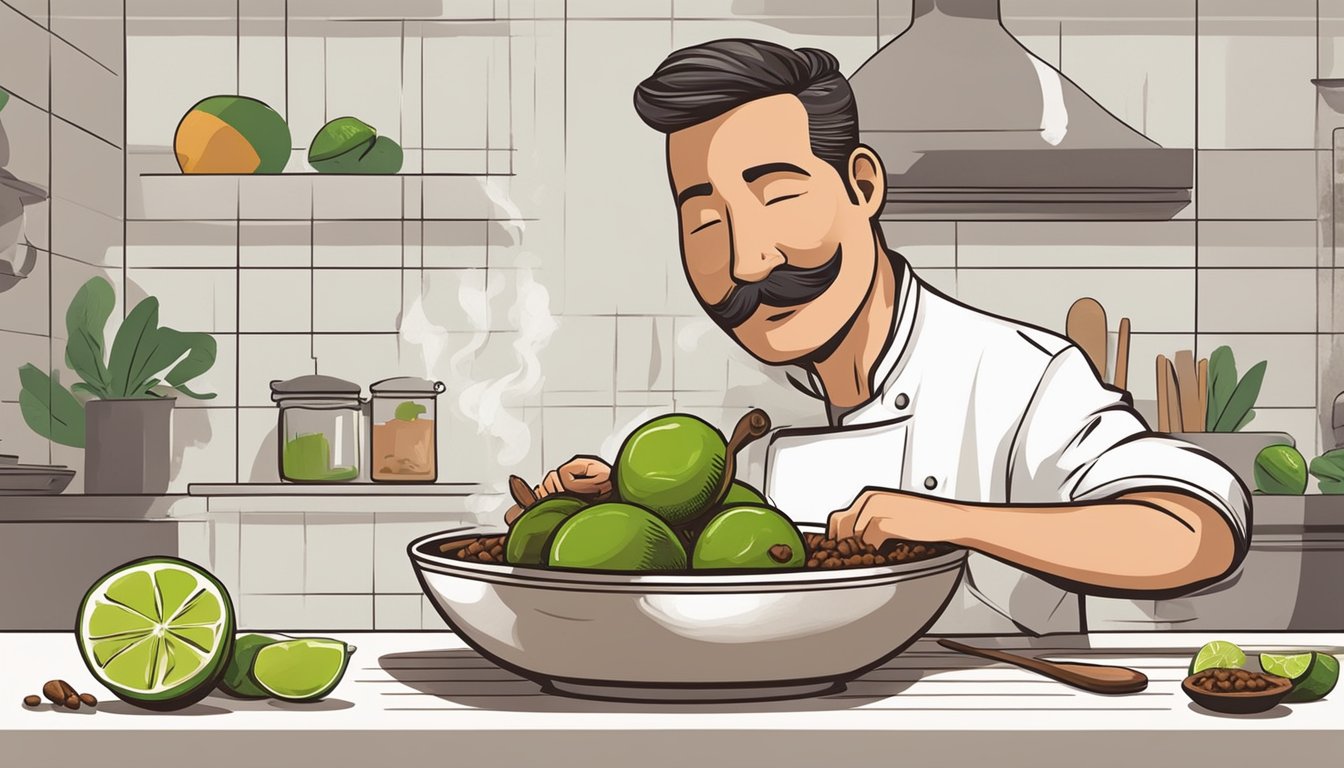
[1182,671,1294,714]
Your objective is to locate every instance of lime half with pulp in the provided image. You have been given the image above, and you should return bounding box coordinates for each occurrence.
[1260,652,1340,702]
[76,557,235,710]
[1189,640,1246,675]
[251,638,354,702]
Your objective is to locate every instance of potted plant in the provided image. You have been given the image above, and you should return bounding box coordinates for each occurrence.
[17,277,216,493]
[1173,346,1293,490]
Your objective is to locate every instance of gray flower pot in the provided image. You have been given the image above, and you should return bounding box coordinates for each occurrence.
[1170,431,1297,491]
[84,398,175,494]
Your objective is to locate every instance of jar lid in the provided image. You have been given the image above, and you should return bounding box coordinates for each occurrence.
[370,376,446,397]
[270,374,362,402]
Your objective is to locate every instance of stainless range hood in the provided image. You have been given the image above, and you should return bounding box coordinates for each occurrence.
[849,0,1192,220]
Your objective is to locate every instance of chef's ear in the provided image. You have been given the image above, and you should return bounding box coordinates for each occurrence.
[847,145,885,217]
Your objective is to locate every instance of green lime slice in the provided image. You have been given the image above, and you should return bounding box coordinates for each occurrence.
[1263,652,1340,703]
[218,632,287,699]
[77,557,235,710]
[309,116,376,162]
[1190,640,1246,675]
[251,638,354,702]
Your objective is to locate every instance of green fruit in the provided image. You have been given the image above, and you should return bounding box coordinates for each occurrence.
[1189,640,1246,675]
[251,638,354,702]
[309,118,403,174]
[722,480,766,506]
[1261,652,1340,703]
[219,633,286,699]
[308,116,376,162]
[692,505,806,570]
[548,502,687,572]
[175,95,291,174]
[77,557,235,710]
[505,495,586,565]
[615,414,729,525]
[1254,444,1307,495]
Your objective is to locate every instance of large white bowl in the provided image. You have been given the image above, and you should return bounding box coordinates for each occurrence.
[409,523,966,702]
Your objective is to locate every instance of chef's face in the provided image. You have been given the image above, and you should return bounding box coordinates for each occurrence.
[666,94,884,365]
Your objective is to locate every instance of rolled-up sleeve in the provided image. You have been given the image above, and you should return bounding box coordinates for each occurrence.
[1009,346,1250,548]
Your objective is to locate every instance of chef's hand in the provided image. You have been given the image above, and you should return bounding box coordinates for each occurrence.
[827,489,949,549]
[504,455,613,524]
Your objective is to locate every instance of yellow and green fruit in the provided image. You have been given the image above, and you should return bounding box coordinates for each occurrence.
[505,495,586,565]
[175,95,291,174]
[692,505,805,570]
[548,502,687,572]
[251,638,355,702]
[218,632,285,699]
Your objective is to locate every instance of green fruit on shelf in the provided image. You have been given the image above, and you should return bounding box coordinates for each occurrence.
[548,502,687,572]
[692,505,805,570]
[175,95,291,174]
[309,117,403,174]
[615,414,729,526]
[251,638,355,702]
[1254,444,1307,495]
[77,557,236,710]
[308,116,376,162]
[218,633,286,699]
[505,495,587,566]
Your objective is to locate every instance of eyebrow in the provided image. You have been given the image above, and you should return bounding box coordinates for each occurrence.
[742,162,811,183]
[675,182,714,208]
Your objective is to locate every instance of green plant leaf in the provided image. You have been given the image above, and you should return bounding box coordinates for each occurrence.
[1309,449,1344,484]
[1319,479,1344,494]
[64,276,115,398]
[157,328,217,399]
[1212,360,1266,433]
[1205,345,1238,432]
[106,297,163,397]
[395,401,426,421]
[0,87,9,113]
[17,365,85,447]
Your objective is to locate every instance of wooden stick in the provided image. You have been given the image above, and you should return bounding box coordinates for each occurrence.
[1113,317,1131,391]
[1196,358,1209,432]
[1156,355,1171,433]
[508,475,537,508]
[1166,357,1184,434]
[1175,350,1200,433]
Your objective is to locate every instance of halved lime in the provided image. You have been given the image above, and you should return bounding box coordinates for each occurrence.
[251,638,354,702]
[218,632,286,699]
[308,116,376,162]
[1190,640,1246,675]
[76,557,235,710]
[1261,652,1340,702]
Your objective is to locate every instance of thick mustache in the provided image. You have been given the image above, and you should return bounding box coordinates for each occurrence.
[706,247,842,329]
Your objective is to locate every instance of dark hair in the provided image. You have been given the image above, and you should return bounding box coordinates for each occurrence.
[633,39,860,182]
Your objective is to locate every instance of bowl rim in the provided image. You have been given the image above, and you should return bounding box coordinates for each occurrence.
[408,523,967,593]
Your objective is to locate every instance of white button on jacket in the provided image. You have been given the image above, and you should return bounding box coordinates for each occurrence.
[762,259,1250,635]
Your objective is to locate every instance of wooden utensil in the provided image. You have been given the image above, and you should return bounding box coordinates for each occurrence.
[1197,358,1209,431]
[1156,354,1172,433]
[504,409,774,526]
[1066,298,1108,381]
[937,639,1149,695]
[1113,317,1131,391]
[1165,356,1183,433]
[1174,350,1201,432]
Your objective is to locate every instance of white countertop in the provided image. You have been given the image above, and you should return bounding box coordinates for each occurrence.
[4,632,1341,766]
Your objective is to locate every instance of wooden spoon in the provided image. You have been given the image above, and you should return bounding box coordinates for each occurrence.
[1066,298,1108,381]
[1113,317,1131,391]
[937,639,1149,695]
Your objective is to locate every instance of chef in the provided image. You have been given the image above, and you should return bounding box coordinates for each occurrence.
[524,38,1249,634]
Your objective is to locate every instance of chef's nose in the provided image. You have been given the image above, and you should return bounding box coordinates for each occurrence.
[726,208,786,284]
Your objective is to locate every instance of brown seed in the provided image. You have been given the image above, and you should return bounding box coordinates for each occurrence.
[1234,679,1246,691]
[466,542,482,555]
[837,541,852,557]
[79,693,97,707]
[22,695,40,707]
[1234,670,1249,680]
[64,694,79,710]
[823,559,841,569]
[1217,680,1232,691]
[861,554,875,566]
[875,556,886,565]
[1214,670,1230,682]
[42,680,73,704]
[821,539,836,550]
[478,551,494,563]
[438,539,473,555]
[806,559,819,568]
[768,544,793,563]
[913,544,927,555]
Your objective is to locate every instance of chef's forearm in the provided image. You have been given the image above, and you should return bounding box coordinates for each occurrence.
[938,491,1239,593]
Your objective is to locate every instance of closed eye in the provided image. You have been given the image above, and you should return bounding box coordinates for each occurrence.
[690,219,721,234]
[765,192,805,206]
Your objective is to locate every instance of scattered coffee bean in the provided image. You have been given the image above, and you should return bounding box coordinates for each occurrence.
[768,545,793,563]
[64,694,79,710]
[79,693,97,707]
[22,695,40,707]
[42,680,74,705]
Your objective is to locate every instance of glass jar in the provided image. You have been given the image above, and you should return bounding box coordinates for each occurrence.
[369,376,444,483]
[270,375,363,483]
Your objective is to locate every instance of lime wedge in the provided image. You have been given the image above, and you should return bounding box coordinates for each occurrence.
[77,557,235,710]
[251,638,354,702]
[1262,652,1340,703]
[218,633,287,699]
[308,116,376,162]
[1190,640,1246,675]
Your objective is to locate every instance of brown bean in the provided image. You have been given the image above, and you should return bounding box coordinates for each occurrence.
[22,695,40,707]
[806,559,819,568]
[1214,670,1230,682]
[861,554,875,566]
[1217,680,1232,691]
[79,693,97,707]
[821,540,836,550]
[1234,679,1246,691]
[837,541,852,557]
[64,694,79,710]
[875,556,886,565]
[42,680,74,704]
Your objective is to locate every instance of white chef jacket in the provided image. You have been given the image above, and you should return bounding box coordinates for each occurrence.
[764,258,1250,635]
